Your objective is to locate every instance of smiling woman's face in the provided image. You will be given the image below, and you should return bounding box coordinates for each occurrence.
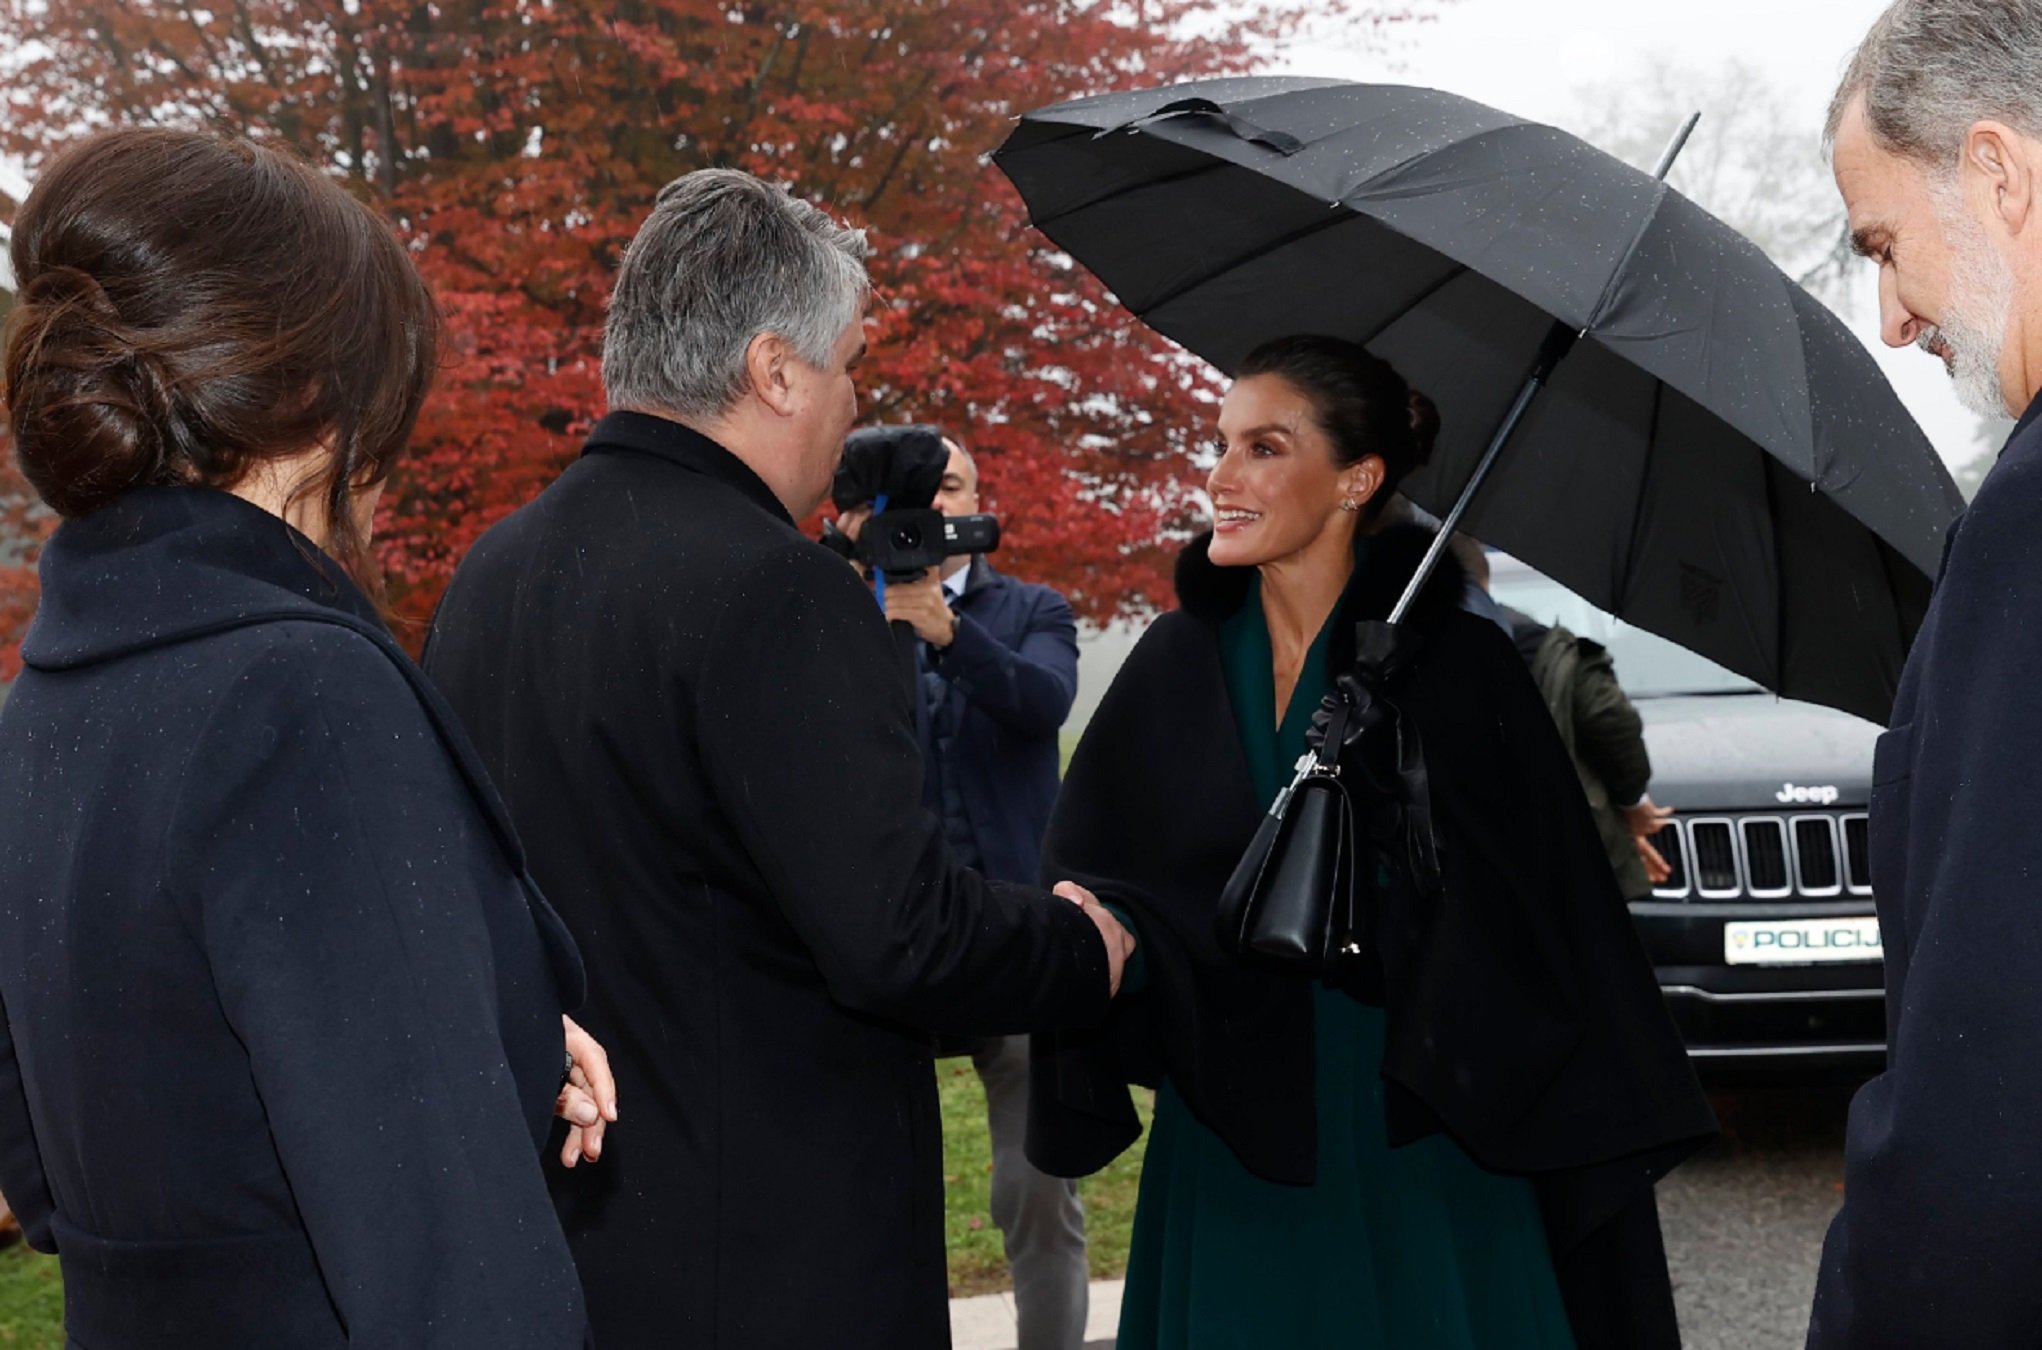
[1206,373,1379,569]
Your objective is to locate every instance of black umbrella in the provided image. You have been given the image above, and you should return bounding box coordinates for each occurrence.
[993,77,1964,726]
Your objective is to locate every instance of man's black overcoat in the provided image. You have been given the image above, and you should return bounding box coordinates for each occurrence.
[1807,394,2042,1348]
[0,487,588,1348]
[423,412,1111,1349]
[1029,525,1716,1350]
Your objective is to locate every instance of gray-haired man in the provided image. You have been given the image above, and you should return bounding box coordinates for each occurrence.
[1815,4,2042,1345]
[424,169,1132,1349]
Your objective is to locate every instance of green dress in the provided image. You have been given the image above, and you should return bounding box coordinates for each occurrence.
[1114,574,1578,1350]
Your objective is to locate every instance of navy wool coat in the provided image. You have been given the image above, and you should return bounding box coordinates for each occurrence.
[422,412,1111,1350]
[915,556,1078,886]
[1809,394,2042,1348]
[0,488,589,1349]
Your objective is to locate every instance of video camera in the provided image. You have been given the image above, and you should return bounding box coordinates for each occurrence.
[820,424,1000,580]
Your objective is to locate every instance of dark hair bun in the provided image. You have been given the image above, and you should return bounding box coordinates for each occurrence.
[1235,335,1438,513]
[2,127,439,590]
[6,264,180,517]
[1406,389,1440,468]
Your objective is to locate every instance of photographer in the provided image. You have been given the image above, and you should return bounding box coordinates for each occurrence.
[836,429,1089,1350]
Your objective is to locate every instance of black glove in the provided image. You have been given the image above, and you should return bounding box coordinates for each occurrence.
[1306,620,1442,897]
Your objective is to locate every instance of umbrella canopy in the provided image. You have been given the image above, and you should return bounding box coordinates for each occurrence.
[994,77,1964,726]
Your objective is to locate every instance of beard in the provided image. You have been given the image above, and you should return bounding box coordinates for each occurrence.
[1924,193,2018,419]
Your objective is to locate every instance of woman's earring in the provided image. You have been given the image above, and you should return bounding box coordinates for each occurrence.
[1340,498,1360,514]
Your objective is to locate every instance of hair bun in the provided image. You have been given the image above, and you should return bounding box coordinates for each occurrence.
[1406,388,1440,468]
[5,266,175,517]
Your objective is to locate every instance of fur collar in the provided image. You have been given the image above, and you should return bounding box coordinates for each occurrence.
[1175,522,1469,677]
[1175,521,1470,629]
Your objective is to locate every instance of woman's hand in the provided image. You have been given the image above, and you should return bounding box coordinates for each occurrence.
[555,1014,618,1168]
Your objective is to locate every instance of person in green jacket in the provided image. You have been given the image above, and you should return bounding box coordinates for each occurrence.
[1453,538,1674,901]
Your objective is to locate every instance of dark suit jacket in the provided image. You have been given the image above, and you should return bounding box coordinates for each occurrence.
[1808,394,2042,1348]
[916,557,1077,886]
[0,487,587,1348]
[422,412,1110,1349]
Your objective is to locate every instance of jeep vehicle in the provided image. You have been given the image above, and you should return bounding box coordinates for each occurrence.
[1489,555,1885,1067]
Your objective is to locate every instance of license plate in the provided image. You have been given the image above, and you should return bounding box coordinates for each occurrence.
[1724,917,1883,965]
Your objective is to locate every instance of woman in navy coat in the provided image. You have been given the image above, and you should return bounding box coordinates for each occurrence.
[0,128,610,1346]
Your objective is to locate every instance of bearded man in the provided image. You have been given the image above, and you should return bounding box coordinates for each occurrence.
[1813,3,2042,1346]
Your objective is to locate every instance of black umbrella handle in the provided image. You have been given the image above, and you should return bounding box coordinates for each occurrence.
[1387,321,1579,625]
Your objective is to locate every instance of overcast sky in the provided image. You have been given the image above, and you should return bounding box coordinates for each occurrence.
[1280,0,1988,475]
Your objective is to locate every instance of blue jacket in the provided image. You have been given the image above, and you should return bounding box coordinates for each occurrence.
[915,557,1079,886]
[1808,392,2042,1349]
[0,487,587,1348]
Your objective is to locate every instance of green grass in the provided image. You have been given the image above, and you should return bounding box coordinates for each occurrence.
[938,1059,1152,1298]
[0,1064,1151,1330]
[0,1242,60,1349]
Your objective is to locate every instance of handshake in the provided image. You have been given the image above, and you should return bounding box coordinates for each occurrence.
[1053,880,1139,997]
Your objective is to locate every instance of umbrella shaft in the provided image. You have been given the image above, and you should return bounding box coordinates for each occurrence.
[1387,322,1580,625]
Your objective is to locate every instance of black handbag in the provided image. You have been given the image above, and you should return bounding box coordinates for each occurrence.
[1216,619,1440,979]
[1216,701,1364,972]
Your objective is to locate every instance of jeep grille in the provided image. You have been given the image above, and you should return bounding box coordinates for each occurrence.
[1649,812,1872,901]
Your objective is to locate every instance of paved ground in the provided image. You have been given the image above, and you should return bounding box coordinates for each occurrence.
[951,1073,1866,1350]
[950,1279,1120,1349]
[1662,1073,1866,1350]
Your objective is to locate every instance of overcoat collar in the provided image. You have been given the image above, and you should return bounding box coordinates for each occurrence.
[957,553,999,604]
[580,410,794,526]
[18,484,587,1007]
[1173,520,1470,668]
[2014,385,2042,445]
[25,485,379,671]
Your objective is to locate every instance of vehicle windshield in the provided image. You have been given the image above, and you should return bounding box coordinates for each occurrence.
[1488,570,1762,699]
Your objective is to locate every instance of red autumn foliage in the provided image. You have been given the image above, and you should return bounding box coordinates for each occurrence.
[0,1,1440,674]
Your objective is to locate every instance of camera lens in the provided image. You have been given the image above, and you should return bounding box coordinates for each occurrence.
[889,523,923,550]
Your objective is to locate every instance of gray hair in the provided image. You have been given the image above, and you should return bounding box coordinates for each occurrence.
[1828,0,2042,170]
[602,168,870,419]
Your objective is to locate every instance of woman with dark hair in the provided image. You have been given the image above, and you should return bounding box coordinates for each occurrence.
[1030,336,1713,1349]
[0,128,612,1347]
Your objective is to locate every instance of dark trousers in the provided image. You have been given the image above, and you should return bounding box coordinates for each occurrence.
[971,1035,1089,1350]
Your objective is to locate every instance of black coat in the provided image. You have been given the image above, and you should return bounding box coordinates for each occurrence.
[422,412,1111,1349]
[1029,525,1715,1350]
[0,487,588,1348]
[1807,395,2042,1348]
[914,557,1078,885]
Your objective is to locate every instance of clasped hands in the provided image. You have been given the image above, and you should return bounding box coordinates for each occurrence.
[1053,880,1137,997]
[555,1014,618,1168]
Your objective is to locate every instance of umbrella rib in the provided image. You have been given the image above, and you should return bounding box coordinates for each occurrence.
[1762,459,1789,695]
[1134,208,1363,318]
[1352,262,1472,348]
[1616,378,1667,612]
[1023,158,1242,231]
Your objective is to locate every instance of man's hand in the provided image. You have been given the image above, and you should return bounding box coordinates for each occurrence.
[1635,832,1672,885]
[1622,795,1674,840]
[883,569,957,648]
[1624,795,1675,886]
[1054,880,1136,997]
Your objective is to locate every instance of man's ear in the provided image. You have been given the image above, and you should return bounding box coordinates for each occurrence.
[1967,120,2036,237]
[746,332,799,417]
